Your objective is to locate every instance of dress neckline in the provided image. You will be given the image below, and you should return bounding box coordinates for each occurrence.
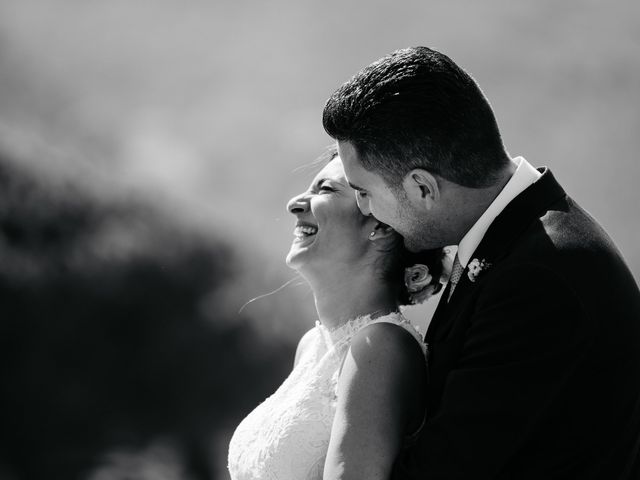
[315,311,406,344]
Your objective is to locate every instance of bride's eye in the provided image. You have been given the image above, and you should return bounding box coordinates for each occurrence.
[318,183,335,193]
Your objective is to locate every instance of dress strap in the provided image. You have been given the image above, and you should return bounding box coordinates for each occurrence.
[368,314,427,356]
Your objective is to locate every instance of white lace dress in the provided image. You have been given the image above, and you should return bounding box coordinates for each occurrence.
[227,312,426,480]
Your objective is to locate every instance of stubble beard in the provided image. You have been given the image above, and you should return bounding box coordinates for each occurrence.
[400,223,437,253]
[403,230,444,252]
[395,200,446,253]
[394,199,430,253]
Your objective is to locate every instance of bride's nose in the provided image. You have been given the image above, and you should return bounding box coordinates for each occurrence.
[287,193,310,214]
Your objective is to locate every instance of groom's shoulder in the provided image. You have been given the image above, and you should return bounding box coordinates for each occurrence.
[525,193,624,265]
[505,191,639,307]
[492,168,626,274]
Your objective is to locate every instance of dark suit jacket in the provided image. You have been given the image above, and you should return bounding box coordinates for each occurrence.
[393,169,640,479]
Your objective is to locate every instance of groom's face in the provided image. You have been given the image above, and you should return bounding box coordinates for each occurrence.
[338,141,435,252]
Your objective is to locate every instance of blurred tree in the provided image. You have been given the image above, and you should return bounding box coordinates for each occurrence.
[0,152,294,480]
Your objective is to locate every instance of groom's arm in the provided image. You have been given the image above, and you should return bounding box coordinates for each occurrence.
[394,263,595,479]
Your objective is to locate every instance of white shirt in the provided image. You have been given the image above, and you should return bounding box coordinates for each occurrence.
[456,156,541,268]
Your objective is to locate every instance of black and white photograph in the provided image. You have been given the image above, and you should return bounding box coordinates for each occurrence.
[1,1,639,479]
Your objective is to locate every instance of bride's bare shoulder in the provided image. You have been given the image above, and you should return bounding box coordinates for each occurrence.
[350,320,425,368]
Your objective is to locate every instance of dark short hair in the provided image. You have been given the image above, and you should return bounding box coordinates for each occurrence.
[323,46,510,188]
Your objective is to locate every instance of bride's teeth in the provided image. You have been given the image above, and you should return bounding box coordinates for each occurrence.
[294,225,318,237]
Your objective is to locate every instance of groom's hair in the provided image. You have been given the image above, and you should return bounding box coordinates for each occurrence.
[323,46,510,189]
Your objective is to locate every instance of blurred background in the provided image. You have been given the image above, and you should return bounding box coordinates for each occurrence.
[0,0,638,478]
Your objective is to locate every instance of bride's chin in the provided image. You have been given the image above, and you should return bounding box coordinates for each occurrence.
[285,252,297,268]
[285,247,308,269]
[286,248,320,278]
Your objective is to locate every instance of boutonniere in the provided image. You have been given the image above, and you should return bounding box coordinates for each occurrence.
[467,258,492,282]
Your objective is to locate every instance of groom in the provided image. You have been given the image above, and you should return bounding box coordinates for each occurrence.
[323,46,640,479]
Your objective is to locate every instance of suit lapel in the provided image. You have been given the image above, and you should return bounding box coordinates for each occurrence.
[467,168,565,265]
[425,168,566,342]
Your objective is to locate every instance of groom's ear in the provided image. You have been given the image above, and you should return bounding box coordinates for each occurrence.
[402,169,440,210]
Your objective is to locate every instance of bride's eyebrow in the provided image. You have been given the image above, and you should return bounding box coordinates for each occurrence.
[315,178,345,188]
[347,181,364,191]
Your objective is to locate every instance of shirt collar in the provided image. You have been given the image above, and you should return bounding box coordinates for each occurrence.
[456,156,541,267]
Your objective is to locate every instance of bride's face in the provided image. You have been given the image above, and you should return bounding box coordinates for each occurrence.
[285,156,373,272]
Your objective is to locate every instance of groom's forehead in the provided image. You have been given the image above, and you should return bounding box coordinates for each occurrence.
[336,141,396,194]
[336,141,358,163]
[337,142,366,179]
[341,153,383,189]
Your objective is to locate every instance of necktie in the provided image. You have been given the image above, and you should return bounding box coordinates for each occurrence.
[447,254,464,302]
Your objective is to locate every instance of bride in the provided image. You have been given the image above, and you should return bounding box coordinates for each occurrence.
[227,149,444,480]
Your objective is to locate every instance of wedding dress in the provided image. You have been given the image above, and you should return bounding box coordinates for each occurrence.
[227,312,426,480]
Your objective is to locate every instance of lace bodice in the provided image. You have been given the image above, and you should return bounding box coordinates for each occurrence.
[227,312,425,480]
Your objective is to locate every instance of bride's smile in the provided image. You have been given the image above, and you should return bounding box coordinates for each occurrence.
[292,221,318,245]
[285,156,373,273]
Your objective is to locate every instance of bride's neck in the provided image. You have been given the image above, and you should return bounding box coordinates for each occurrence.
[307,269,400,330]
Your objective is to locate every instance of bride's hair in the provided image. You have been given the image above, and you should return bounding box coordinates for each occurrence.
[378,233,444,305]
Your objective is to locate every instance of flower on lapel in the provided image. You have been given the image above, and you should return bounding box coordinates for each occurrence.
[467,258,492,282]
